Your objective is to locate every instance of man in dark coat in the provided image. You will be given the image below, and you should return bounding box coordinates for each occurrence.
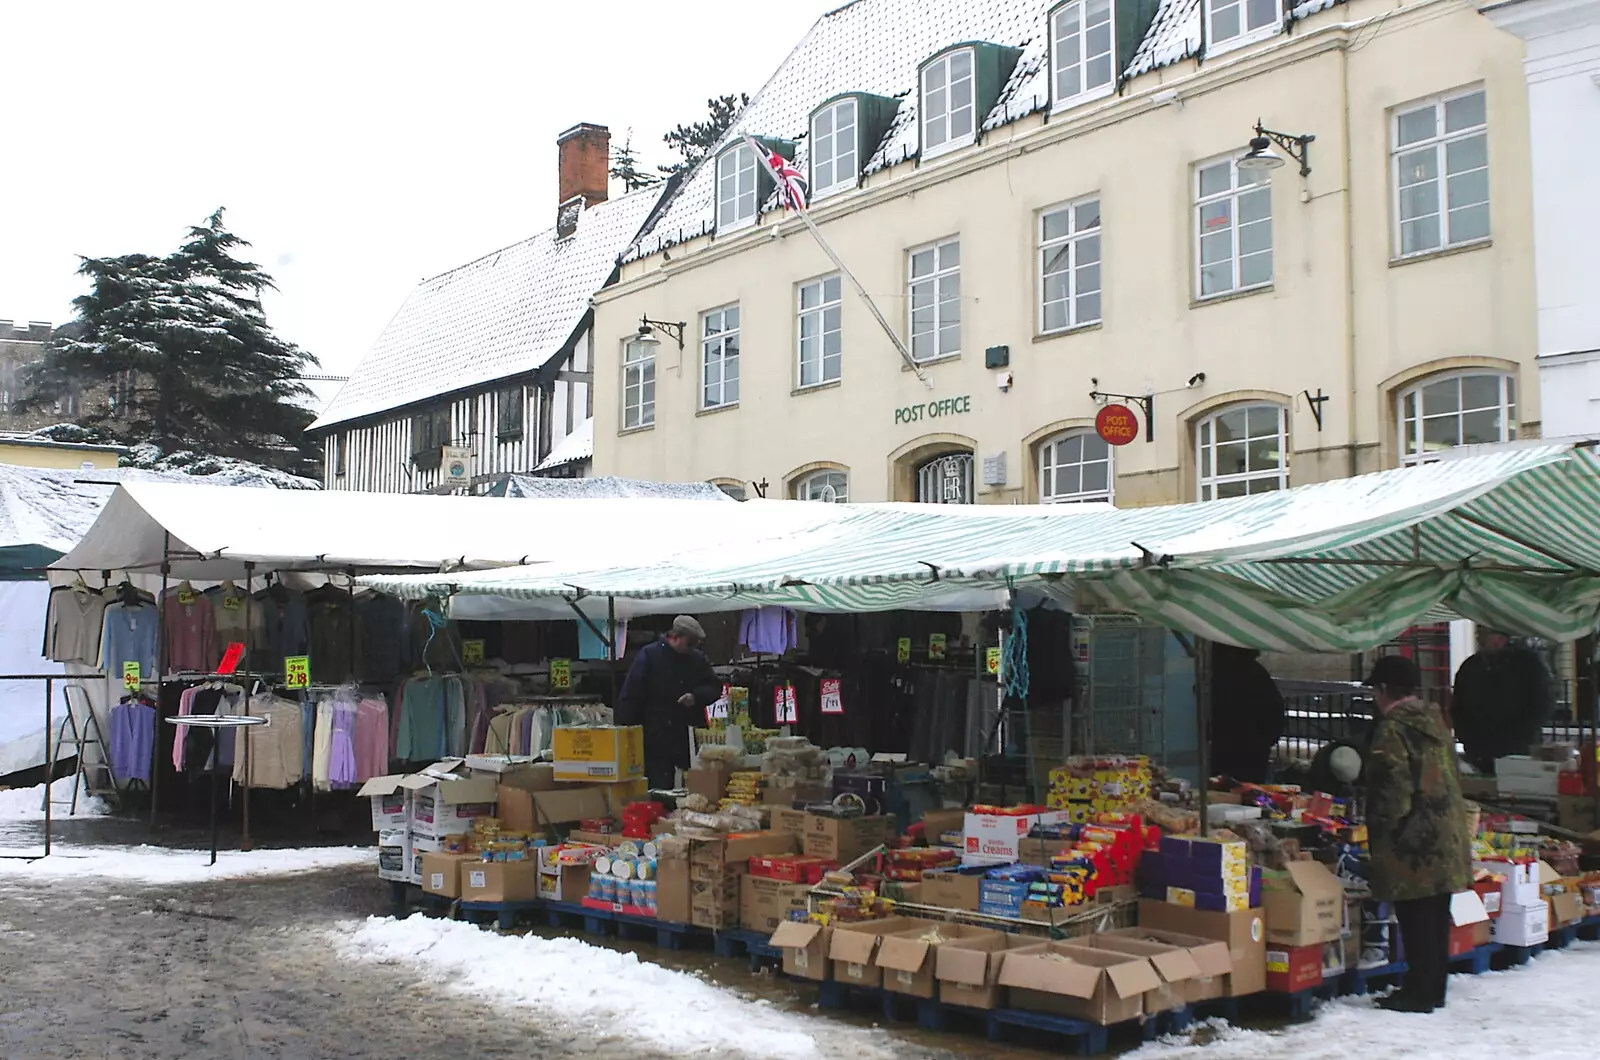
[615,615,722,789]
[1364,655,1471,1013]
[1451,630,1553,773]
[1208,645,1286,784]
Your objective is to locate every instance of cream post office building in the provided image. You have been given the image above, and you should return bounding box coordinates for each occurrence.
[592,0,1536,506]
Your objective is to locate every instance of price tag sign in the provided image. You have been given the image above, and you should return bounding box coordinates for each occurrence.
[985,647,1002,676]
[284,655,310,689]
[774,683,798,724]
[122,661,141,692]
[820,677,843,715]
[896,637,912,663]
[177,588,197,605]
[550,658,572,690]
[217,642,246,676]
[929,633,948,661]
[222,594,243,611]
[705,697,730,727]
[462,639,486,666]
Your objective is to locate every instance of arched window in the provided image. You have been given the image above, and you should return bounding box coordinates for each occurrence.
[1398,372,1515,464]
[1038,431,1112,503]
[794,469,848,502]
[916,451,974,504]
[709,478,747,501]
[1196,403,1288,500]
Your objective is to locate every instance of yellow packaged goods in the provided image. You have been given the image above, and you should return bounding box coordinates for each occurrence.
[552,726,645,782]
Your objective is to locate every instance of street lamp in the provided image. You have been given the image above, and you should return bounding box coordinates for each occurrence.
[635,316,686,350]
[1238,120,1314,177]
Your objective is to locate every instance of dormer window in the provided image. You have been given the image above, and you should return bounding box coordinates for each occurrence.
[922,49,976,157]
[716,142,758,230]
[1206,0,1281,52]
[810,98,859,197]
[1051,0,1115,107]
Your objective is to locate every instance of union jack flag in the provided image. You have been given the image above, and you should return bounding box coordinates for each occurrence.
[743,133,808,212]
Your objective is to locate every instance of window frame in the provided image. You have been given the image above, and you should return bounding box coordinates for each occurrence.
[1195,403,1290,501]
[495,385,524,440]
[621,336,656,431]
[331,432,346,477]
[1390,86,1490,260]
[920,48,978,160]
[1037,195,1104,334]
[1193,154,1273,301]
[1396,371,1516,465]
[794,469,849,503]
[700,303,741,411]
[915,451,976,504]
[1037,430,1114,504]
[796,273,844,389]
[809,97,860,200]
[715,142,758,232]
[907,237,962,363]
[1050,0,1117,111]
[1204,0,1282,55]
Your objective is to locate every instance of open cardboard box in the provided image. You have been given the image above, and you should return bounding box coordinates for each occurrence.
[998,941,1161,1025]
[936,932,1039,1011]
[828,916,927,989]
[1136,900,1267,997]
[770,920,832,981]
[1262,861,1344,947]
[400,759,501,838]
[875,923,999,1001]
[1092,929,1233,1006]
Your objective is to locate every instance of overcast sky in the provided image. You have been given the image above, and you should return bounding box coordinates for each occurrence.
[1,1,834,383]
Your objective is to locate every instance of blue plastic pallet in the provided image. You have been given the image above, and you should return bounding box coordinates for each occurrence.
[1546,924,1578,951]
[1495,942,1542,968]
[985,1008,1110,1056]
[817,979,888,1013]
[542,899,590,930]
[1262,981,1340,1019]
[457,898,541,931]
[1448,942,1500,975]
[714,928,783,969]
[616,913,705,951]
[1343,961,1408,996]
[1578,914,1600,943]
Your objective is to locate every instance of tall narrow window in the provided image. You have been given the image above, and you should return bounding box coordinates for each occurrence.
[701,305,740,410]
[1206,0,1280,49]
[716,143,757,230]
[1039,431,1113,503]
[1039,197,1103,333]
[622,337,655,429]
[1392,88,1489,258]
[810,99,859,197]
[1052,0,1115,105]
[332,432,346,477]
[1196,404,1289,500]
[921,49,975,156]
[797,275,843,388]
[795,470,848,502]
[908,238,961,362]
[497,386,524,439]
[1195,156,1272,299]
[1398,372,1515,464]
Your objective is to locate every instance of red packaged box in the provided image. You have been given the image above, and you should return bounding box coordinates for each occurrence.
[749,854,832,884]
[1266,944,1323,993]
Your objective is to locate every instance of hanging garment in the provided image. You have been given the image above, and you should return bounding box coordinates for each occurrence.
[312,696,336,791]
[740,608,798,655]
[484,711,515,755]
[329,696,359,788]
[355,593,407,681]
[100,603,159,678]
[108,698,156,783]
[206,582,253,658]
[395,677,447,762]
[45,585,110,665]
[352,697,390,781]
[255,589,310,670]
[162,587,217,673]
[234,695,305,789]
[307,586,356,683]
[576,619,627,661]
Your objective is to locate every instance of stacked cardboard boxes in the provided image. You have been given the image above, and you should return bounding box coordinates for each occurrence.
[688,833,794,929]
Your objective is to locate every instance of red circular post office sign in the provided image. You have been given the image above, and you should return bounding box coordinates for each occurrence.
[1095,403,1140,446]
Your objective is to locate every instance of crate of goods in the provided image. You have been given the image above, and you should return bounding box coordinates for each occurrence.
[979,865,1042,918]
[964,805,1043,865]
[552,725,645,783]
[1148,836,1264,914]
[749,853,832,884]
[1047,756,1153,815]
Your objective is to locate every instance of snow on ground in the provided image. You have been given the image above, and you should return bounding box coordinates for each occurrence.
[1129,942,1600,1060]
[334,916,902,1060]
[0,844,370,884]
[0,777,110,821]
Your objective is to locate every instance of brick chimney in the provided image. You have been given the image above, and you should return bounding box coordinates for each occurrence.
[557,122,610,208]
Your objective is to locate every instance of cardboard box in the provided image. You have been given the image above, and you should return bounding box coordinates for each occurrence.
[1262,861,1345,947]
[1549,891,1585,928]
[1474,859,1541,908]
[999,942,1160,1025]
[1495,756,1562,798]
[1265,945,1323,992]
[552,725,645,782]
[692,831,795,869]
[802,814,890,865]
[686,764,735,802]
[962,811,1038,865]
[740,873,812,934]
[875,923,999,1001]
[656,840,691,924]
[461,860,539,903]
[1490,900,1549,947]
[402,761,500,838]
[406,833,448,885]
[920,869,984,911]
[377,828,409,882]
[828,916,926,989]
[1448,920,1492,956]
[1093,930,1234,1006]
[1136,901,1267,997]
[935,932,1029,1010]
[770,920,831,981]
[358,775,411,831]
[498,784,612,834]
[771,807,808,837]
[536,863,591,902]
[421,852,475,898]
[921,808,967,836]
[482,760,557,791]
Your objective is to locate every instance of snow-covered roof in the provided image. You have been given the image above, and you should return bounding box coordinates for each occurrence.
[496,474,736,501]
[312,187,665,432]
[628,0,1205,259]
[533,417,594,473]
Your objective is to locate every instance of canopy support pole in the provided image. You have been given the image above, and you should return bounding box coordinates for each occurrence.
[608,595,619,708]
[43,677,53,858]
[1196,638,1213,838]
[150,532,171,830]
[241,561,254,852]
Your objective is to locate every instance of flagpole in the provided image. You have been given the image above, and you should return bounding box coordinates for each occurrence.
[744,136,933,390]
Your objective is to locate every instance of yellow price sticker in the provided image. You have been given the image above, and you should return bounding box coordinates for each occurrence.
[928,633,947,661]
[896,637,911,663]
[985,647,1002,676]
[550,658,571,690]
[462,639,485,666]
[122,661,141,691]
[284,655,310,689]
[177,589,197,605]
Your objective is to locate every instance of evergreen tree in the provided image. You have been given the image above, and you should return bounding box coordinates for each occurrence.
[659,93,750,175]
[22,209,320,475]
[610,130,661,193]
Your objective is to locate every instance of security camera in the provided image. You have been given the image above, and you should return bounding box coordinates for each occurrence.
[1187,372,1207,389]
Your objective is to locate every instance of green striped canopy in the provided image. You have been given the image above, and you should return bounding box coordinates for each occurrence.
[360,445,1600,651]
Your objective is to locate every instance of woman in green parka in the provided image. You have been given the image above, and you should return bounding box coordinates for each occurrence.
[1364,654,1473,1013]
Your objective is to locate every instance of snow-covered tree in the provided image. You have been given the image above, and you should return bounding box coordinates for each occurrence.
[610,130,661,193]
[21,209,319,476]
[660,93,750,176]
